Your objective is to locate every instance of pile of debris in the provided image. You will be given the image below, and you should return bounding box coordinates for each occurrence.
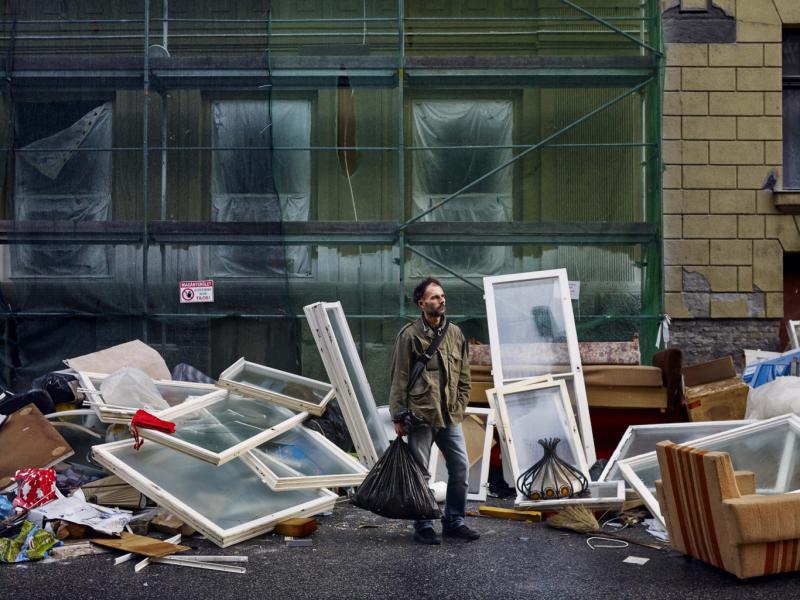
[3,270,800,581]
[1,301,386,569]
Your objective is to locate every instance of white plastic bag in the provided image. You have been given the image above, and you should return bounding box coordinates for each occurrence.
[99,367,169,411]
[745,376,800,420]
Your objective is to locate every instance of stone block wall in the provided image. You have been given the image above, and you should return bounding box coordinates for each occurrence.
[662,1,800,319]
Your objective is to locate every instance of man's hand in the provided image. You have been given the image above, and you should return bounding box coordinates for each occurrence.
[394,421,407,437]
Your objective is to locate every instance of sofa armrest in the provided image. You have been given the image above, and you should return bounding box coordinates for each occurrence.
[733,471,755,496]
[723,494,800,544]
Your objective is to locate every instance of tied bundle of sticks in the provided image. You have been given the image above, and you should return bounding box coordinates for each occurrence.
[547,505,663,551]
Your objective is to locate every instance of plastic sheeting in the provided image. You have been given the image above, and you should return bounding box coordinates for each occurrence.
[13,103,112,277]
[746,376,800,420]
[211,100,311,276]
[411,100,512,275]
[742,349,800,388]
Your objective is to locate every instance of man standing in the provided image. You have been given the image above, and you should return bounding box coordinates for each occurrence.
[389,277,480,545]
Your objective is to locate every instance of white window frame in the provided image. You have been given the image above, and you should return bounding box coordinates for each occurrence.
[76,370,219,424]
[135,390,308,466]
[788,320,800,349]
[598,420,752,484]
[218,357,334,417]
[618,414,800,527]
[304,301,389,467]
[239,426,368,491]
[484,268,595,465]
[488,378,589,506]
[427,406,496,502]
[91,439,337,548]
[515,480,625,512]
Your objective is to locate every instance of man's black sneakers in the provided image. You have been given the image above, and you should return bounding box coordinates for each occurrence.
[413,528,442,545]
[442,525,480,541]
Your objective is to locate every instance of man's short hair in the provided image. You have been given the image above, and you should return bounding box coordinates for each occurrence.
[413,277,443,305]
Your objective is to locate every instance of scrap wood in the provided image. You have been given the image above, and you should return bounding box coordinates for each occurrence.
[478,505,542,522]
[115,533,180,566]
[92,531,189,558]
[546,505,664,551]
[274,517,317,538]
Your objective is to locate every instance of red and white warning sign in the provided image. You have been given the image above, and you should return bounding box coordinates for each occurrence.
[179,280,214,304]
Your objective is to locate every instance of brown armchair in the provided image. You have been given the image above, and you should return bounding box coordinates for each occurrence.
[655,440,800,579]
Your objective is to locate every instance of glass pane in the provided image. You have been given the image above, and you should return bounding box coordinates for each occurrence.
[605,421,750,482]
[631,423,800,492]
[784,30,800,77]
[503,385,581,477]
[784,89,800,189]
[157,384,216,407]
[250,427,362,478]
[229,363,328,406]
[110,443,324,531]
[325,306,389,456]
[169,394,300,454]
[492,277,571,381]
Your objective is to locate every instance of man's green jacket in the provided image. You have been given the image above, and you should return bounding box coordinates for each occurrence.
[389,316,471,429]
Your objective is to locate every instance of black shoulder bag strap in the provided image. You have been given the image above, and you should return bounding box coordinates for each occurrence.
[406,321,450,394]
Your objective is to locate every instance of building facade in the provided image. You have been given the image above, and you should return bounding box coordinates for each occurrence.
[662,0,800,366]
[0,1,663,396]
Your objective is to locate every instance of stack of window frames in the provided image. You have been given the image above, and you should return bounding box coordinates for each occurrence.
[618,414,800,527]
[304,301,390,467]
[89,357,366,546]
[483,269,596,466]
[486,378,589,507]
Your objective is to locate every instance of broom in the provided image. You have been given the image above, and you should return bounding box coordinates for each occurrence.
[546,505,664,551]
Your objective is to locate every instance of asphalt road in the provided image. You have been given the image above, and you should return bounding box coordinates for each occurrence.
[2,499,799,600]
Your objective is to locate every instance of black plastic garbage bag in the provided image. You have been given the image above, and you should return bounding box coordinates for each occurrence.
[303,399,353,452]
[31,372,79,405]
[0,389,54,416]
[352,437,441,520]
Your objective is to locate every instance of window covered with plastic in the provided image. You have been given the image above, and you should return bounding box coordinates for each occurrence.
[13,102,112,277]
[411,99,513,275]
[211,99,311,276]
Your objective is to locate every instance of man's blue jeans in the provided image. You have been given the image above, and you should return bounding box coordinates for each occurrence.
[407,420,469,532]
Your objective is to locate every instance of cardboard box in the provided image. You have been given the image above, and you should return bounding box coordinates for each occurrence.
[682,356,748,421]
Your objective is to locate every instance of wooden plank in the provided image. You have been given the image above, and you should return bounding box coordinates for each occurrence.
[478,506,542,522]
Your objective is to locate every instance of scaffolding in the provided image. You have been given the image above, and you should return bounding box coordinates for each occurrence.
[0,1,663,397]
